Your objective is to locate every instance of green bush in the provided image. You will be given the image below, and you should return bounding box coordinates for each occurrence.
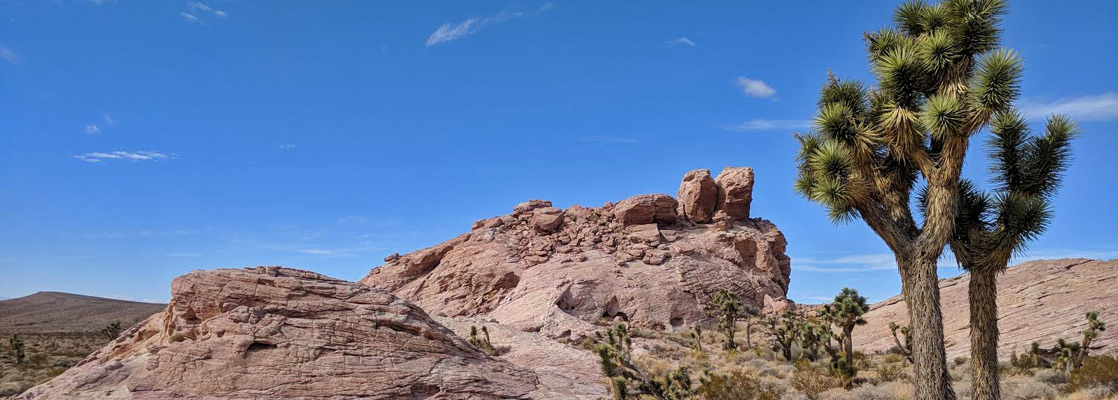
[696,370,782,400]
[790,360,839,400]
[875,361,906,383]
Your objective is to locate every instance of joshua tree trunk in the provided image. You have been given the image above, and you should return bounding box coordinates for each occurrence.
[745,319,752,349]
[842,325,854,358]
[969,269,1000,400]
[902,254,957,400]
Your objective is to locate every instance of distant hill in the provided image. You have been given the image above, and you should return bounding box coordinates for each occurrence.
[0,291,165,333]
[859,258,1118,359]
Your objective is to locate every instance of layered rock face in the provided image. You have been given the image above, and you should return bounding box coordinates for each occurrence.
[360,167,791,339]
[858,258,1118,359]
[20,267,539,399]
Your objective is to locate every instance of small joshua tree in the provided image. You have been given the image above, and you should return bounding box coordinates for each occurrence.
[767,310,800,362]
[822,288,869,360]
[706,289,744,351]
[102,321,123,341]
[9,335,25,364]
[689,326,703,352]
[1029,312,1107,374]
[468,325,498,356]
[889,321,914,364]
[597,324,665,400]
[798,318,831,362]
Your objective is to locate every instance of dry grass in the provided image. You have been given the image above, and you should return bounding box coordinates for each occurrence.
[1,332,110,397]
[587,320,1118,400]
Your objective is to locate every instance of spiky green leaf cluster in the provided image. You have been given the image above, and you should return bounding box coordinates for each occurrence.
[926,111,1078,271]
[796,0,1019,230]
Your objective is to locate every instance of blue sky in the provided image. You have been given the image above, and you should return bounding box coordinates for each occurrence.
[1,1,1116,304]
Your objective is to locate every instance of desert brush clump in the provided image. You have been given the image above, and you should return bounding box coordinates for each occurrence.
[1066,355,1118,394]
[101,321,122,341]
[792,0,1036,397]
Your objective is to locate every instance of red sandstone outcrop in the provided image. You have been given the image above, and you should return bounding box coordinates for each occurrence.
[677,169,717,223]
[360,167,791,339]
[19,267,539,399]
[858,258,1118,359]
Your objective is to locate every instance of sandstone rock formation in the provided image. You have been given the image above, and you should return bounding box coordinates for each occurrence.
[360,167,791,339]
[677,169,717,224]
[858,258,1118,359]
[20,267,539,399]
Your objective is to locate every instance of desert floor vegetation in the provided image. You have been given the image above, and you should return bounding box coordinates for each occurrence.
[0,332,111,397]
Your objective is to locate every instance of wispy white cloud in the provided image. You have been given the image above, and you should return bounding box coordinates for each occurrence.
[1020,92,1118,122]
[735,77,776,98]
[180,12,200,22]
[577,135,642,144]
[103,114,115,124]
[426,3,552,47]
[84,124,102,135]
[667,37,696,47]
[0,45,22,64]
[794,253,957,273]
[166,253,201,258]
[278,144,296,150]
[188,1,227,18]
[722,119,810,132]
[73,151,173,163]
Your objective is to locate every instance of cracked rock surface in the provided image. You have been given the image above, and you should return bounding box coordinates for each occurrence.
[858,258,1118,359]
[19,267,539,399]
[360,167,792,339]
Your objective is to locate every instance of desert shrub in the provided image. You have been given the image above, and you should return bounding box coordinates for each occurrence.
[875,361,906,383]
[169,333,185,342]
[817,388,852,400]
[847,384,903,400]
[1002,376,1058,400]
[1064,386,1116,400]
[696,369,783,400]
[1067,355,1118,393]
[954,379,973,399]
[954,356,969,366]
[790,361,839,400]
[877,381,915,400]
[882,353,902,364]
[1032,368,1066,384]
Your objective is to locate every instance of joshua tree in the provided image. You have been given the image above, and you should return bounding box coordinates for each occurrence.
[793,1,1020,397]
[597,324,665,400]
[102,321,123,341]
[822,287,869,359]
[706,289,744,350]
[766,310,800,361]
[688,326,703,352]
[468,325,498,356]
[931,111,1076,400]
[890,321,915,364]
[1028,312,1106,374]
[797,318,829,362]
[9,335,25,364]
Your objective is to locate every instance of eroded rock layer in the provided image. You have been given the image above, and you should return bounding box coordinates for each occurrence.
[20,267,538,399]
[360,167,792,339]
